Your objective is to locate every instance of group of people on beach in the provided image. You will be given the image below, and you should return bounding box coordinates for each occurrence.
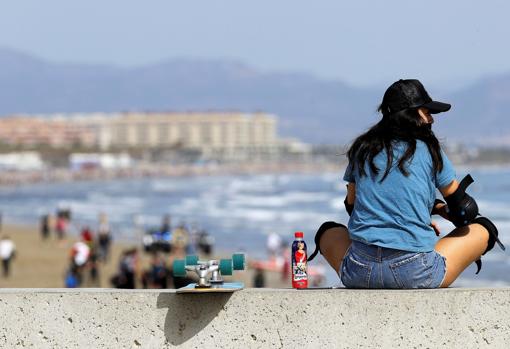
[111,215,215,289]
[142,214,215,257]
[39,207,218,289]
[64,213,112,288]
[40,208,73,242]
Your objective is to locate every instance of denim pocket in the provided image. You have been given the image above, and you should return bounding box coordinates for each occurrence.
[389,252,434,289]
[341,249,372,288]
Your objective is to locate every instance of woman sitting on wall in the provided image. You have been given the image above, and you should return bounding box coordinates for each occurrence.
[309,79,504,288]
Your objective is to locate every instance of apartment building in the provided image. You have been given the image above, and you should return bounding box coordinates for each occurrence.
[0,111,288,160]
[72,111,277,150]
[0,116,95,147]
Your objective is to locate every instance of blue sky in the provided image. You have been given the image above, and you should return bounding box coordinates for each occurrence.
[1,1,510,89]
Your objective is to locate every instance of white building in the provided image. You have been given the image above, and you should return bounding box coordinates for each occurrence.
[67,111,278,151]
[69,153,132,171]
[0,152,45,171]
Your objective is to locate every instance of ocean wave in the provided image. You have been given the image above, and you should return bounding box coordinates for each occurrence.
[226,191,332,208]
[478,200,510,220]
[226,178,277,194]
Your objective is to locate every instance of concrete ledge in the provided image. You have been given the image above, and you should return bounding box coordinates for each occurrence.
[0,288,509,348]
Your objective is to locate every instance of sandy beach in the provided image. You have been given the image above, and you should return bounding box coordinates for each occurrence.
[0,224,128,288]
[0,224,291,289]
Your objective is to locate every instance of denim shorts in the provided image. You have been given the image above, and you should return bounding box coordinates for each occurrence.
[340,240,447,289]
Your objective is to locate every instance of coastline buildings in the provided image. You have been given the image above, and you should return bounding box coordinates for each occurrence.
[0,116,95,148]
[0,111,310,161]
[0,152,44,170]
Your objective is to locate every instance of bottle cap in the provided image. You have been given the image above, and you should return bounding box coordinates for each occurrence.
[294,231,304,239]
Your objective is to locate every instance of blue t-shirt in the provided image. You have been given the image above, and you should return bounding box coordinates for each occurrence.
[343,140,456,252]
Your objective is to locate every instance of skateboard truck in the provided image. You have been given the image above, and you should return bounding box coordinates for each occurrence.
[186,260,224,287]
[173,254,245,289]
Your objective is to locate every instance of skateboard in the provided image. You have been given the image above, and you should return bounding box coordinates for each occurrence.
[173,253,245,294]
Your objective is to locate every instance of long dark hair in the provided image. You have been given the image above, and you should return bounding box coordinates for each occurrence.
[347,105,443,182]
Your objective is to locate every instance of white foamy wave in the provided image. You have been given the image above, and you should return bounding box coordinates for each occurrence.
[226,176,278,194]
[493,221,510,238]
[169,198,202,213]
[150,180,182,193]
[227,191,332,208]
[210,207,278,222]
[321,172,343,182]
[279,211,336,224]
[329,198,344,210]
[478,200,510,219]
[86,193,144,207]
[274,174,292,185]
[61,197,143,223]
[333,181,348,193]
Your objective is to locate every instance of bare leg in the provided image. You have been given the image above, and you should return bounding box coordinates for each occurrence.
[319,226,351,273]
[435,223,489,288]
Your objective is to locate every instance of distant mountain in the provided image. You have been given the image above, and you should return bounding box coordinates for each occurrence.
[437,75,510,145]
[0,47,509,145]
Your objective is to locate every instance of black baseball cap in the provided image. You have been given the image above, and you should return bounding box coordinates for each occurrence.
[383,79,451,115]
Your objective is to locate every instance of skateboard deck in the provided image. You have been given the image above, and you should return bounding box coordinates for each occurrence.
[176,282,244,294]
[296,286,343,290]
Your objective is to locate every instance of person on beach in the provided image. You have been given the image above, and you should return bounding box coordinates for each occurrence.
[253,267,266,288]
[160,214,171,234]
[267,232,282,259]
[64,264,80,288]
[309,79,504,288]
[171,223,189,255]
[55,215,68,241]
[80,226,94,247]
[40,214,50,240]
[70,240,90,271]
[97,213,112,262]
[55,207,71,242]
[141,252,169,289]
[112,248,138,289]
[197,229,214,257]
[0,235,16,277]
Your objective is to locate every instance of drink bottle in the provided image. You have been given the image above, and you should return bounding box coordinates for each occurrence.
[291,231,308,289]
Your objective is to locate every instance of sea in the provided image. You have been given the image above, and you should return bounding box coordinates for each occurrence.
[1,166,509,287]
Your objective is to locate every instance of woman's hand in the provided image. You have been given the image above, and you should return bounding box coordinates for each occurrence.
[431,200,452,222]
[434,202,451,222]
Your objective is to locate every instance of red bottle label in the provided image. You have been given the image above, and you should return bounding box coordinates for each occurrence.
[291,239,308,288]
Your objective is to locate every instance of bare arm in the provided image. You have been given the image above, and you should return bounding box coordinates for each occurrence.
[439,179,459,198]
[346,182,356,205]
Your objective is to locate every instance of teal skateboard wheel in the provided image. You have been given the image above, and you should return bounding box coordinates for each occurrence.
[173,259,186,277]
[232,253,245,270]
[219,259,233,276]
[185,255,199,266]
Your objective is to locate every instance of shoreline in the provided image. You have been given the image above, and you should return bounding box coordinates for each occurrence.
[0,161,344,187]
[2,159,510,188]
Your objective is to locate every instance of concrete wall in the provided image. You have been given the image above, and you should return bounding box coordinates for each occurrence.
[0,288,509,348]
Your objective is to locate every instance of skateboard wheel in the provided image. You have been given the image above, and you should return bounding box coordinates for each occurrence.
[232,253,245,270]
[185,255,199,265]
[173,260,186,277]
[219,259,233,275]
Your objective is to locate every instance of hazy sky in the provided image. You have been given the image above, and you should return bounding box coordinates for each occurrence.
[1,1,509,89]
